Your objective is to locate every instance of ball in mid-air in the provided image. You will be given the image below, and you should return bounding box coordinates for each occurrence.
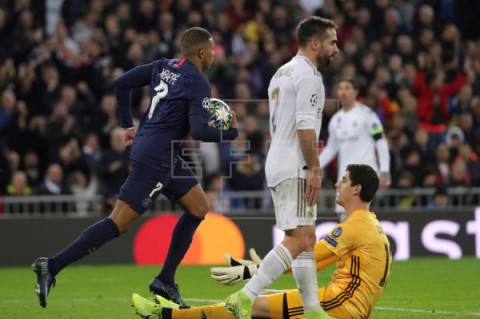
[207,98,232,130]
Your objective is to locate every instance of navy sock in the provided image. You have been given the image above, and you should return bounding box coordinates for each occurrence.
[157,212,204,286]
[48,218,119,276]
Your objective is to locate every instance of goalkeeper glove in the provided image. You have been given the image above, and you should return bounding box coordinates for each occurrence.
[210,248,262,286]
[224,248,262,267]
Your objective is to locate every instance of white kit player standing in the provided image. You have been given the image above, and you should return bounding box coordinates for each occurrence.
[319,78,391,219]
[225,17,339,319]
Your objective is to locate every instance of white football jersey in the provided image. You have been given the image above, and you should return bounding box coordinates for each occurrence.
[319,102,388,179]
[265,56,325,187]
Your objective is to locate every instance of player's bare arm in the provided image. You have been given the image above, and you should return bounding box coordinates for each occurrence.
[379,172,391,188]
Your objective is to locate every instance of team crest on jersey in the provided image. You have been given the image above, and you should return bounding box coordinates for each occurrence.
[332,227,343,238]
[142,197,153,208]
[202,97,210,111]
[310,93,318,107]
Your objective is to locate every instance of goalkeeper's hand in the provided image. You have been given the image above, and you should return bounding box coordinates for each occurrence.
[210,248,262,286]
[224,248,262,267]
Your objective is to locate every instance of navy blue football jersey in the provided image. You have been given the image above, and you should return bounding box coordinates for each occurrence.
[114,58,238,171]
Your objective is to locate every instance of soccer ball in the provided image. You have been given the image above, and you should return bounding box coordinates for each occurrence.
[208,98,232,130]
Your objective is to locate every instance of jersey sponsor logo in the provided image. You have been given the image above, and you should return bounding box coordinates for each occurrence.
[202,97,210,111]
[324,235,338,247]
[332,227,343,238]
[159,68,181,85]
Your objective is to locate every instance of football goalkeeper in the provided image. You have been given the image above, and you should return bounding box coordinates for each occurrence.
[132,164,392,319]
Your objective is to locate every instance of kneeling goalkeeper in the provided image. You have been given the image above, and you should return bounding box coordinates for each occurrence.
[132,164,392,319]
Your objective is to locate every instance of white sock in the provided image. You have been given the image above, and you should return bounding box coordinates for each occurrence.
[292,251,321,311]
[243,244,293,300]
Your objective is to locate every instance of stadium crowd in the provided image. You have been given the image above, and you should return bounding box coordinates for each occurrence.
[1,0,480,213]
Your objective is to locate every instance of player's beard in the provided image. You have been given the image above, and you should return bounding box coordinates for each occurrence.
[316,53,332,68]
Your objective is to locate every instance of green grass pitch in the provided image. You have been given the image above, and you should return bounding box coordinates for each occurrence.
[0,258,479,319]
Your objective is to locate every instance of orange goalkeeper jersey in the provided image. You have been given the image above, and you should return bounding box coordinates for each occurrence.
[320,209,392,318]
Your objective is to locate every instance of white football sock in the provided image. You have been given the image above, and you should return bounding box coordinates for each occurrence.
[243,244,293,300]
[292,251,321,311]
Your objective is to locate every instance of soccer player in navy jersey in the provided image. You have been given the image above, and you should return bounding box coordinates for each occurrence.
[32,27,238,309]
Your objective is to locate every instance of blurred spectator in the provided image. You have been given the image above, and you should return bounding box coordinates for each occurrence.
[242,115,263,154]
[37,163,72,213]
[412,128,433,163]
[399,146,423,186]
[455,143,480,186]
[413,55,466,151]
[94,93,120,147]
[98,127,129,211]
[69,171,98,215]
[199,142,221,178]
[223,0,252,30]
[23,151,42,191]
[228,151,264,209]
[82,132,102,173]
[4,170,32,213]
[255,100,269,132]
[37,163,70,196]
[6,170,31,196]
[434,143,451,186]
[426,186,450,209]
[0,89,17,139]
[58,138,90,179]
[445,126,464,160]
[205,172,232,213]
[395,170,417,209]
[458,112,475,147]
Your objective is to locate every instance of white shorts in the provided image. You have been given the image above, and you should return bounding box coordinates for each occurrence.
[269,178,317,231]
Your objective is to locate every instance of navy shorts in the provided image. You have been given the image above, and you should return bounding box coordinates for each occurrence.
[118,157,199,215]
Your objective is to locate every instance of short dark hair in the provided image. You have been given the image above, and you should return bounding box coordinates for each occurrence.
[180,27,212,55]
[296,16,337,47]
[346,164,379,203]
[337,77,359,90]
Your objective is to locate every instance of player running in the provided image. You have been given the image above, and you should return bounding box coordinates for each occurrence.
[32,27,238,309]
[132,164,392,319]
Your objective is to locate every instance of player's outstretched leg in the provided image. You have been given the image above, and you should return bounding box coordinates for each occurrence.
[32,257,56,308]
[132,293,163,319]
[224,290,253,319]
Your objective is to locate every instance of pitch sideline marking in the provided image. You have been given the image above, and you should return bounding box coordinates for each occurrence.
[186,298,480,317]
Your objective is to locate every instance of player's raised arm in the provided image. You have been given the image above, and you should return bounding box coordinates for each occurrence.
[113,62,155,129]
